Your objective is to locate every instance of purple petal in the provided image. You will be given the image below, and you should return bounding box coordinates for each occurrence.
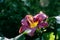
[19,25,29,33]
[21,18,28,26]
[28,28,36,36]
[38,21,48,28]
[34,11,48,21]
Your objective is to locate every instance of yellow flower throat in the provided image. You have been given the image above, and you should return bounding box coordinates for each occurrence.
[28,20,38,28]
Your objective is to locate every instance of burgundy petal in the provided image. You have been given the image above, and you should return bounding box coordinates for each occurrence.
[19,26,29,33]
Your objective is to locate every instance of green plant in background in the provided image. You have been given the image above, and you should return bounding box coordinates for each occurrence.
[0,0,60,40]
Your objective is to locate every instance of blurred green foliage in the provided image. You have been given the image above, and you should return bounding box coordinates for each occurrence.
[0,0,60,39]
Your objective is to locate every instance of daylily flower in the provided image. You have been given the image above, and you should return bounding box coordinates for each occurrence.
[19,11,48,36]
